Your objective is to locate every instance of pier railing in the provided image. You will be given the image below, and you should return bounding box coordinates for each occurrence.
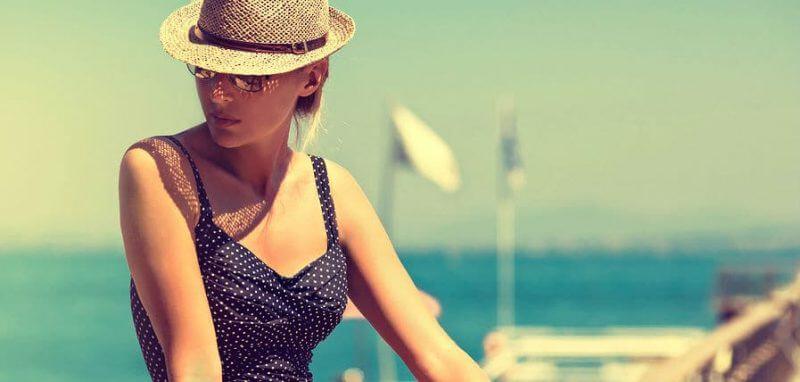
[480,326,707,381]
[639,271,800,382]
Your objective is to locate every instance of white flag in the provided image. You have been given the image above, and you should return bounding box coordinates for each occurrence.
[389,103,461,193]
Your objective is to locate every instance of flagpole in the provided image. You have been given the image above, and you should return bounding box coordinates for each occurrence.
[375,103,399,382]
[496,96,517,329]
[496,190,515,328]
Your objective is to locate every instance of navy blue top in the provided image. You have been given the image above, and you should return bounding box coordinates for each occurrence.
[130,135,348,381]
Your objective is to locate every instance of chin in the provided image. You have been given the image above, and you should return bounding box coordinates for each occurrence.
[206,123,243,148]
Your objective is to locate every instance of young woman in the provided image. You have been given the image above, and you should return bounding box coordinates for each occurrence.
[117,0,488,381]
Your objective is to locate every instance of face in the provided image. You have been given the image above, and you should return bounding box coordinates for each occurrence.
[194,58,328,147]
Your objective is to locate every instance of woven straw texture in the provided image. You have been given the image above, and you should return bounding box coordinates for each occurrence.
[160,0,355,75]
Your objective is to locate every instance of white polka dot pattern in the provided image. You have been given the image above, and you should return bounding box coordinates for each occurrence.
[129,135,348,381]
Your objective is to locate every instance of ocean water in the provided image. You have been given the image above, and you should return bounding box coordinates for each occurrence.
[0,247,796,381]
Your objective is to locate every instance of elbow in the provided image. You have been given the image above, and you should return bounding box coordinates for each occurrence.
[415,347,490,382]
[160,334,222,381]
[168,367,223,382]
[166,353,223,382]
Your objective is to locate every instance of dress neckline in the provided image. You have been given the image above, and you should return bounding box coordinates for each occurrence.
[163,134,340,282]
[207,219,336,281]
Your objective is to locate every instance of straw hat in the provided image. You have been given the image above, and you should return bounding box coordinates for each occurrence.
[159,0,356,75]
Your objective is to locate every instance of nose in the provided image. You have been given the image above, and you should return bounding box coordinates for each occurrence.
[208,76,234,104]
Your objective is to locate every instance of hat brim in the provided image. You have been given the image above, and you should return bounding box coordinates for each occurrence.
[159,0,355,75]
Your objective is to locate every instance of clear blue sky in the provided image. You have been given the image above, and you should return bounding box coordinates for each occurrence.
[2,0,800,251]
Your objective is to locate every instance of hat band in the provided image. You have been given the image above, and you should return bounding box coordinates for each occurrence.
[192,24,328,55]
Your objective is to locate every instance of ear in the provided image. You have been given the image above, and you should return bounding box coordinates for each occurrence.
[297,58,329,97]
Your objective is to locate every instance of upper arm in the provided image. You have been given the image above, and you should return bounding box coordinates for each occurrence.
[325,159,464,380]
[118,145,222,380]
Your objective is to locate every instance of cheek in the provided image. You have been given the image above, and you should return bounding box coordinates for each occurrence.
[240,78,299,125]
[260,77,297,106]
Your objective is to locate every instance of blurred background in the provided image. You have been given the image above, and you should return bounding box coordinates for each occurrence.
[2,0,800,381]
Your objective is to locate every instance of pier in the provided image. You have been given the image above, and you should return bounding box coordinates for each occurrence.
[640,270,800,382]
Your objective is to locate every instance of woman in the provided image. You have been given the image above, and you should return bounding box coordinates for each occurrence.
[117,0,489,381]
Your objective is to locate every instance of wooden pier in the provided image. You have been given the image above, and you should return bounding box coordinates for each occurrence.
[640,270,800,382]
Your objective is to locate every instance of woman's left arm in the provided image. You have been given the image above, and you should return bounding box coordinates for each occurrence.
[325,159,489,382]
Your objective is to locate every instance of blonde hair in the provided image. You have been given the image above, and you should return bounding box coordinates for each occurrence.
[292,58,330,152]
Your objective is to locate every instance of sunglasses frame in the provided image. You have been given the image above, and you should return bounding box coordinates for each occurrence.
[186,63,271,92]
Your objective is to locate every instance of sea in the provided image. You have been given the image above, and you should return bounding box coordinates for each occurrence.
[0,246,797,381]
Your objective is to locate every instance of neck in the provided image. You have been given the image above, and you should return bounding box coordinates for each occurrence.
[201,119,297,200]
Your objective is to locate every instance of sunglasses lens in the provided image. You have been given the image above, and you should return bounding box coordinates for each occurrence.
[186,63,215,79]
[232,75,266,92]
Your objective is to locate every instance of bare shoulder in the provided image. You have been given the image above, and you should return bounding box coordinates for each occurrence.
[119,135,201,231]
[120,135,176,168]
[119,136,169,193]
[317,157,370,247]
[319,157,359,196]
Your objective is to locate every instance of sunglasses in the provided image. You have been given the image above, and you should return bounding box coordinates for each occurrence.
[186,63,272,92]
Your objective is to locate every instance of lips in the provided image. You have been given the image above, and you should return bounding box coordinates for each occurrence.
[211,112,240,122]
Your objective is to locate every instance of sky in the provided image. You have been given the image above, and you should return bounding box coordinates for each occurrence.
[2,0,800,252]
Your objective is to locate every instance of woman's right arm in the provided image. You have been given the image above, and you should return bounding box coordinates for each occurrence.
[118,147,222,382]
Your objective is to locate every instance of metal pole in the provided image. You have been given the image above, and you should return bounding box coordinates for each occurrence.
[496,97,516,329]
[497,196,515,328]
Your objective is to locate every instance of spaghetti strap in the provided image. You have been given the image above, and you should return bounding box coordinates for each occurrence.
[309,154,341,249]
[162,135,213,221]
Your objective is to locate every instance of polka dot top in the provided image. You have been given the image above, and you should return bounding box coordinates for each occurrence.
[130,135,348,381]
